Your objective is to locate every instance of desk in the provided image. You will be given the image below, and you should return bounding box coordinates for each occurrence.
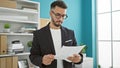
[75,57,93,68]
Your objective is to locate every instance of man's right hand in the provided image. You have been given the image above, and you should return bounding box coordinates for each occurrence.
[42,54,55,65]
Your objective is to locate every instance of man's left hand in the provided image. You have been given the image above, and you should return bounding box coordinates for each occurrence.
[67,54,81,63]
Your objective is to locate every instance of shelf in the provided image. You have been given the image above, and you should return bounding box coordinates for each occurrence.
[0,7,39,24]
[0,52,30,58]
[16,52,30,56]
[0,54,14,58]
[0,7,38,15]
[0,1,39,67]
[0,33,33,36]
[0,0,39,62]
[17,0,39,5]
[0,19,38,24]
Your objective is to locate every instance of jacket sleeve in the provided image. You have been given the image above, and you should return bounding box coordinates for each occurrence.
[72,31,83,64]
[29,31,43,67]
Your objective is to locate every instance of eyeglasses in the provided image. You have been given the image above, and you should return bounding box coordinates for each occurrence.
[51,11,68,19]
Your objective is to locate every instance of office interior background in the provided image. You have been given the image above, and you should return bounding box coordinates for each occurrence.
[0,0,120,68]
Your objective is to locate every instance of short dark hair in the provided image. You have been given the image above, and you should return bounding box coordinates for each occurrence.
[51,0,67,9]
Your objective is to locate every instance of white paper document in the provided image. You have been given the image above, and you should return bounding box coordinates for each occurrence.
[55,45,85,61]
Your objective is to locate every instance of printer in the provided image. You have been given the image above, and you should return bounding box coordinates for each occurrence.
[11,40,24,54]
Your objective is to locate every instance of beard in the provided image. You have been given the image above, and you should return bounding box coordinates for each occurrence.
[51,18,62,27]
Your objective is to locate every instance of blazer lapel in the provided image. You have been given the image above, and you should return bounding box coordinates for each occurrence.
[61,27,67,46]
[45,24,56,54]
[61,27,73,68]
[45,25,67,54]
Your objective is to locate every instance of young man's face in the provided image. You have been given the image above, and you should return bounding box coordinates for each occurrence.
[50,6,67,27]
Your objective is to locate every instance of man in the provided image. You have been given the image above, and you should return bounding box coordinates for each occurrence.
[29,1,83,68]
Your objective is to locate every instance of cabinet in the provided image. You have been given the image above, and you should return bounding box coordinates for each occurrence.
[0,56,18,68]
[75,57,93,68]
[0,0,40,68]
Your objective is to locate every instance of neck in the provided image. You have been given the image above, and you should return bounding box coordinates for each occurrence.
[49,22,60,29]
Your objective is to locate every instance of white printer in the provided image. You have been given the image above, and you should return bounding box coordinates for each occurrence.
[11,40,24,54]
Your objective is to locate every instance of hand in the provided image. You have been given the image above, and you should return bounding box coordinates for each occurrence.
[67,54,81,63]
[42,54,55,65]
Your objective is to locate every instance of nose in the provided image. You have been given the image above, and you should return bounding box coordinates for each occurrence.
[57,16,64,21]
[60,17,64,20]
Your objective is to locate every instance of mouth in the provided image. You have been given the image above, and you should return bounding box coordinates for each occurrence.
[56,21,62,24]
[53,21,62,27]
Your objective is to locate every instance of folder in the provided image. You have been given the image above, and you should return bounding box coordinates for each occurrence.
[0,35,7,55]
[12,56,18,68]
[0,56,18,68]
[0,57,6,68]
[0,0,16,9]
[6,57,12,68]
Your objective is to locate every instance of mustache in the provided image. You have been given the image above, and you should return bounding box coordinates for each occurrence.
[56,20,62,22]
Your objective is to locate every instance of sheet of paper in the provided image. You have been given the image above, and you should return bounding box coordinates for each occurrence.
[55,45,85,61]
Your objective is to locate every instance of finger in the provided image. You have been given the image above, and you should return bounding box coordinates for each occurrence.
[43,58,52,64]
[43,61,52,65]
[67,57,73,61]
[43,55,52,62]
[47,54,55,61]
[47,54,54,59]
[49,54,55,59]
[73,54,80,58]
[73,54,79,56]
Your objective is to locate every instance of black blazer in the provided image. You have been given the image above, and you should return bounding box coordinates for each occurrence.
[29,24,83,68]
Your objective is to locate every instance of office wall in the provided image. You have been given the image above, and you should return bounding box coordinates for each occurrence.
[81,0,92,57]
[81,0,97,68]
[61,0,82,46]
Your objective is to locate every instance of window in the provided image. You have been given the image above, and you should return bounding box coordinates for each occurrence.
[97,0,120,67]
